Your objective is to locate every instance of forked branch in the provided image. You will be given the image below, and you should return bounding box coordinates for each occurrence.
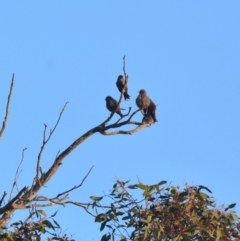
[35,102,68,181]
[9,148,27,201]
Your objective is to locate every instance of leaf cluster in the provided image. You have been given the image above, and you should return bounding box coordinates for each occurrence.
[0,210,74,241]
[90,180,240,241]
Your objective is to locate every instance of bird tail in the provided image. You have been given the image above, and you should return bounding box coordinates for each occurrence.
[120,108,125,110]
[124,92,130,101]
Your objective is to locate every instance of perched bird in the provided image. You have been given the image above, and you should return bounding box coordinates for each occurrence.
[148,100,157,122]
[136,89,151,114]
[137,89,158,123]
[116,75,130,101]
[105,96,124,117]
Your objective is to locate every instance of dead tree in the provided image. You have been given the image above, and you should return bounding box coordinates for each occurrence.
[0,57,154,228]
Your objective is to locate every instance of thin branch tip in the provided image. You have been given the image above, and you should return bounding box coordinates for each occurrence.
[62,102,68,111]
[0,75,14,139]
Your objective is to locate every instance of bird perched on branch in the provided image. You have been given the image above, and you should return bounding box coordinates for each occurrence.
[137,89,158,123]
[136,89,151,114]
[116,75,130,101]
[105,96,124,117]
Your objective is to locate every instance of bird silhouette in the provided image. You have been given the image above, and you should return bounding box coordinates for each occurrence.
[137,89,157,123]
[136,89,151,114]
[105,96,124,117]
[116,75,130,101]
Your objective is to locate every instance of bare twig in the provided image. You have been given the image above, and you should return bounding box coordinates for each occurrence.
[25,201,97,218]
[101,108,142,135]
[115,107,132,124]
[28,166,94,206]
[36,102,68,181]
[123,55,128,82]
[36,124,47,181]
[31,194,68,203]
[126,108,141,122]
[100,123,152,135]
[0,74,14,139]
[26,196,141,214]
[9,148,27,201]
[102,111,142,132]
[45,102,68,143]
[24,210,38,224]
[54,150,60,161]
[55,165,94,199]
[0,192,7,207]
[99,105,153,135]
[25,203,60,208]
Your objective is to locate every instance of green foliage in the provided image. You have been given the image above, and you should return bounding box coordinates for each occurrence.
[89,179,240,241]
[0,210,74,241]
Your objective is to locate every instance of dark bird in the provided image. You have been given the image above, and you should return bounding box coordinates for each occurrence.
[137,89,158,123]
[136,89,151,114]
[116,75,130,101]
[105,96,124,117]
[148,100,157,122]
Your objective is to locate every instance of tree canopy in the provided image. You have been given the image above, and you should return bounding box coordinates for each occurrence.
[1,59,239,240]
[91,179,240,241]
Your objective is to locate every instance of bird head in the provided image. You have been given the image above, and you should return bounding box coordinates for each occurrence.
[117,75,124,80]
[105,96,112,101]
[139,89,147,95]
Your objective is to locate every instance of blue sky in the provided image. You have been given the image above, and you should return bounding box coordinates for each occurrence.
[1,1,240,240]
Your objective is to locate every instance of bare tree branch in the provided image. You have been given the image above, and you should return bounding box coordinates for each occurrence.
[100,123,152,135]
[0,74,14,139]
[0,186,28,215]
[123,55,128,85]
[32,165,94,204]
[127,108,141,122]
[36,102,68,181]
[9,148,27,201]
[115,107,132,124]
[0,56,157,227]
[0,192,7,207]
[55,165,94,199]
[99,108,144,136]
[31,194,68,203]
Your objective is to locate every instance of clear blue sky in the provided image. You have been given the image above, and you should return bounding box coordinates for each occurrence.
[1,1,240,240]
